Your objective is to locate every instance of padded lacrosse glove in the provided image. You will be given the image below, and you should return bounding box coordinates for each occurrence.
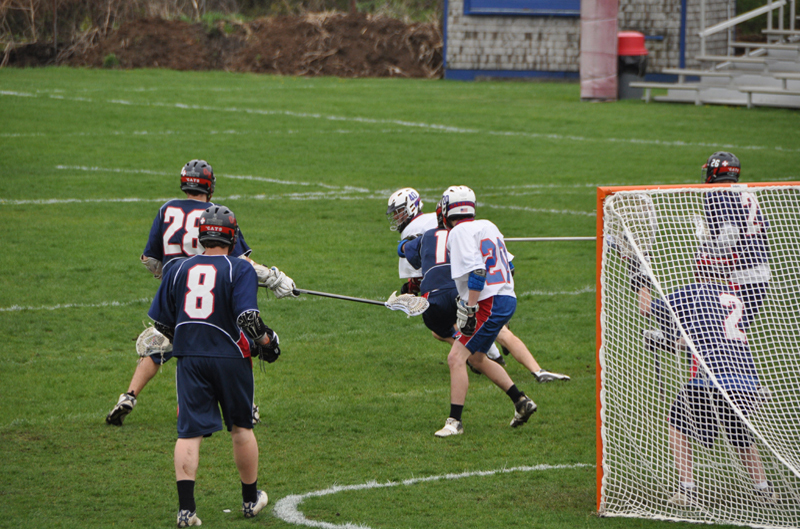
[456,296,478,337]
[401,278,421,295]
[253,329,281,363]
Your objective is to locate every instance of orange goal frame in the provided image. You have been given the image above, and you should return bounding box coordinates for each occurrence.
[594,181,800,511]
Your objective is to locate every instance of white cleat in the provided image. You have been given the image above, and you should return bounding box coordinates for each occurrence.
[510,396,537,428]
[243,490,269,518]
[177,509,202,527]
[434,417,464,437]
[105,392,137,426]
[533,369,570,383]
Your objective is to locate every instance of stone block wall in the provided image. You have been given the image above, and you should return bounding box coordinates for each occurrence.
[445,0,733,74]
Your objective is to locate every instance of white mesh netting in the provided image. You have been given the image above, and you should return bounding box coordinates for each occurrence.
[598,184,800,528]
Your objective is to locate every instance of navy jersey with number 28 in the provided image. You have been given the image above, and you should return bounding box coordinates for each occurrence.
[149,254,259,359]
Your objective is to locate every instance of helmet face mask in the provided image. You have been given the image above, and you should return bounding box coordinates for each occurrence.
[181,159,216,197]
[440,185,476,227]
[198,205,238,249]
[702,152,740,184]
[386,188,422,232]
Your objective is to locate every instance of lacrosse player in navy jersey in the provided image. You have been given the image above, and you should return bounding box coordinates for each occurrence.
[428,186,537,437]
[640,271,777,506]
[149,205,279,526]
[399,201,569,382]
[106,159,296,426]
[634,152,771,325]
[697,152,770,325]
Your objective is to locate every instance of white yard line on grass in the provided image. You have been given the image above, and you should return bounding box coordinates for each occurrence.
[272,463,592,529]
[0,298,151,312]
[2,90,799,154]
[1,166,598,216]
[519,286,596,297]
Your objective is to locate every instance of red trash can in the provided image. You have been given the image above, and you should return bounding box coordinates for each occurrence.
[618,31,649,100]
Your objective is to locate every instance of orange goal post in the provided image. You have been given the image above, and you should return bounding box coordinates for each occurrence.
[595,182,800,528]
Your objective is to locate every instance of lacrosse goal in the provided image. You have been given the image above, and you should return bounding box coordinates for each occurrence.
[596,182,800,528]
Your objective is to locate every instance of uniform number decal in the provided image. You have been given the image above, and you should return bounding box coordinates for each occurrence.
[163,207,204,258]
[434,231,448,264]
[184,264,216,319]
[481,237,511,285]
[719,293,747,343]
[740,192,763,236]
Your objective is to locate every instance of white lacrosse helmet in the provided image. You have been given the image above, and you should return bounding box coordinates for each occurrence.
[386,188,423,232]
[441,185,476,219]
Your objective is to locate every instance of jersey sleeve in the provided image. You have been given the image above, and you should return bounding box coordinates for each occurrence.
[148,262,178,328]
[142,205,166,260]
[404,236,423,270]
[232,258,260,318]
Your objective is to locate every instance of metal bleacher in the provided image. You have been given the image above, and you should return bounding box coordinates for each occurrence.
[631,0,800,108]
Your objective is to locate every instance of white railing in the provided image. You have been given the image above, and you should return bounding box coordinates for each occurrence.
[697,0,795,58]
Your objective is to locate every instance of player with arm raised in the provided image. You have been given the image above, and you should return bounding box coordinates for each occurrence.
[399,201,568,382]
[432,185,537,437]
[149,205,279,526]
[640,264,777,506]
[386,188,438,295]
[106,159,296,426]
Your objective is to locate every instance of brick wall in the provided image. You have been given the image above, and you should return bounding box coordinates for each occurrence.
[445,0,732,74]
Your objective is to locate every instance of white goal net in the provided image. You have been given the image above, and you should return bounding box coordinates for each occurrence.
[597,183,800,528]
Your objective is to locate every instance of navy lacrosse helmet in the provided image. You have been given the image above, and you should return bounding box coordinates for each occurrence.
[198,205,238,248]
[702,152,740,184]
[181,159,216,197]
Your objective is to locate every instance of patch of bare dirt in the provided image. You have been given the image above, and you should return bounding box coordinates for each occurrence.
[9,13,442,78]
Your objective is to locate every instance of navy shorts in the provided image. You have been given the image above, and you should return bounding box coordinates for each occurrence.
[150,350,173,365]
[458,295,516,354]
[669,382,759,449]
[422,288,459,340]
[175,356,255,439]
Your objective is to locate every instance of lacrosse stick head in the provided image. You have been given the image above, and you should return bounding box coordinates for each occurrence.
[135,326,173,358]
[385,291,430,318]
[604,192,657,260]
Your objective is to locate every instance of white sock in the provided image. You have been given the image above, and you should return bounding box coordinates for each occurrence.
[755,481,769,490]
[486,343,501,360]
[681,482,695,490]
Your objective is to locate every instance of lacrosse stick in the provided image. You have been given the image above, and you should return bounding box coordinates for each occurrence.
[135,325,173,358]
[276,286,429,317]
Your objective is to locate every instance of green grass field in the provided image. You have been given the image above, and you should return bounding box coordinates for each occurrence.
[1,67,798,529]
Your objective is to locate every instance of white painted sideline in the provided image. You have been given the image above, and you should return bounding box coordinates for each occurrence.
[2,90,799,154]
[273,463,592,529]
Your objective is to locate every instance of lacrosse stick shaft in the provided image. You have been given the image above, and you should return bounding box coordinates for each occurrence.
[288,288,386,306]
[505,236,596,242]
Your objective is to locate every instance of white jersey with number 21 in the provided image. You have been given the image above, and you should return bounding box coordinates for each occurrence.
[447,219,515,302]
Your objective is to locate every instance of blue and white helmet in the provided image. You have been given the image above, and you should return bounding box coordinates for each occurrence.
[441,185,476,219]
[386,188,423,232]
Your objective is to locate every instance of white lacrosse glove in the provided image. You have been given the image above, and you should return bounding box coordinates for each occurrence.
[251,261,297,299]
[140,255,163,279]
[456,296,479,337]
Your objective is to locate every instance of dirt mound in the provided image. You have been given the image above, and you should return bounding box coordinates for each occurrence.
[70,18,221,70]
[230,13,441,78]
[40,13,441,78]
